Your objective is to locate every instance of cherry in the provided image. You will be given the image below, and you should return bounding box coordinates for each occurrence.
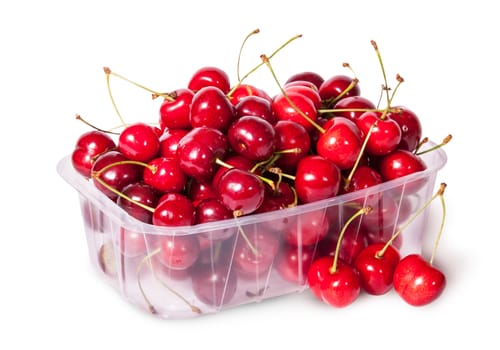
[71,130,116,178]
[283,209,329,247]
[393,183,448,306]
[211,154,255,188]
[216,168,265,216]
[227,115,276,162]
[318,225,367,264]
[116,182,159,223]
[354,242,400,295]
[190,86,235,131]
[378,149,427,182]
[143,156,187,193]
[275,243,315,285]
[152,192,196,227]
[118,122,160,162]
[355,111,402,156]
[294,155,341,203]
[195,198,237,241]
[273,120,311,172]
[187,66,231,94]
[272,91,318,133]
[187,179,219,206]
[387,106,422,152]
[316,116,363,170]
[393,254,446,306]
[233,227,280,279]
[332,95,376,122]
[344,165,383,193]
[285,71,324,90]
[176,126,229,181]
[158,88,194,131]
[228,84,272,105]
[234,95,276,125]
[254,181,297,233]
[90,150,142,201]
[319,74,360,106]
[307,207,370,307]
[284,83,322,109]
[158,128,188,158]
[155,233,200,270]
[191,259,238,307]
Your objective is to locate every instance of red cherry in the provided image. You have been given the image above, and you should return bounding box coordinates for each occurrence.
[319,74,360,103]
[118,122,160,162]
[159,89,194,131]
[273,120,311,172]
[285,71,324,90]
[387,106,422,152]
[318,225,367,264]
[308,257,361,307]
[159,128,189,158]
[316,117,363,170]
[227,115,276,162]
[393,254,446,306]
[354,243,400,295]
[191,260,238,306]
[332,96,376,122]
[152,192,195,227]
[228,84,272,105]
[116,182,159,223]
[377,149,427,182]
[156,234,200,270]
[234,95,276,125]
[254,181,297,233]
[344,165,383,193]
[187,66,231,94]
[115,227,149,258]
[275,244,315,285]
[195,198,237,241]
[143,156,187,193]
[284,84,322,109]
[91,150,142,201]
[217,168,265,216]
[355,111,402,156]
[294,155,341,203]
[211,154,255,189]
[190,86,235,131]
[233,228,280,279]
[283,209,329,247]
[187,179,219,206]
[71,130,116,178]
[272,92,318,133]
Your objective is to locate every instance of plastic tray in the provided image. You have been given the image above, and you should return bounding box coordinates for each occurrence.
[56,143,447,319]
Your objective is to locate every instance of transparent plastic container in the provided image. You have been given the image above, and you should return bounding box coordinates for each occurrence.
[56,143,447,319]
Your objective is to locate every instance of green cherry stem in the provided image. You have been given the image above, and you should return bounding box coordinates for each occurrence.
[237,28,260,82]
[376,183,447,258]
[371,40,390,106]
[430,183,447,265]
[75,114,121,135]
[416,135,452,156]
[330,207,372,274]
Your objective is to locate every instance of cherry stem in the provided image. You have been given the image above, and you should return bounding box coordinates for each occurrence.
[268,167,295,181]
[215,158,275,191]
[227,34,302,98]
[330,207,372,274]
[414,137,429,154]
[137,248,202,314]
[371,40,390,106]
[237,28,260,82]
[103,67,127,127]
[416,134,452,156]
[344,121,378,191]
[233,213,259,256]
[317,107,400,115]
[75,114,120,135]
[430,183,447,265]
[261,54,325,134]
[376,183,447,258]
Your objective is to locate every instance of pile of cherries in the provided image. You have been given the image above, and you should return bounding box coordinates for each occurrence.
[70,36,449,313]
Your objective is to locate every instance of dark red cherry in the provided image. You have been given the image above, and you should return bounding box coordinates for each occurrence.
[192,260,238,306]
[283,209,329,247]
[319,75,360,104]
[234,95,276,125]
[211,154,255,189]
[228,84,272,105]
[275,243,315,285]
[187,66,231,94]
[143,156,187,193]
[272,91,318,133]
[355,111,402,156]
[273,120,311,172]
[187,179,219,206]
[378,149,427,182]
[285,71,324,90]
[152,192,195,227]
[387,106,422,152]
[284,84,322,109]
[195,198,237,241]
[71,130,116,178]
[156,234,200,270]
[318,225,367,264]
[159,128,188,158]
[117,182,159,223]
[91,150,142,201]
[345,165,383,193]
[332,96,376,122]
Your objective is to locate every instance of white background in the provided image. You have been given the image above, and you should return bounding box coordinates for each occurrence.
[1,1,498,349]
